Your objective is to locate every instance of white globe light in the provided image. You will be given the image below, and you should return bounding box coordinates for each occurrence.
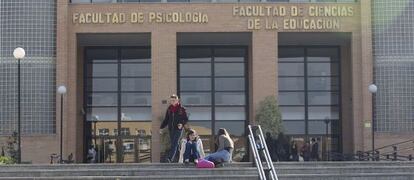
[13,47,26,59]
[57,86,67,94]
[368,84,377,93]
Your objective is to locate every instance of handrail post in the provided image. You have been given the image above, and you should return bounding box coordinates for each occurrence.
[375,150,380,161]
[392,146,397,161]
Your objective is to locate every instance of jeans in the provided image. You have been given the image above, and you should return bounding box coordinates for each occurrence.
[184,142,200,162]
[168,129,182,161]
[205,149,231,163]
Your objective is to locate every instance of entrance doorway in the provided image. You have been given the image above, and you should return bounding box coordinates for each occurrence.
[178,46,249,162]
[278,46,342,160]
[84,47,152,163]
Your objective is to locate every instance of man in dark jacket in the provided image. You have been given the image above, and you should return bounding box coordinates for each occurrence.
[160,94,188,162]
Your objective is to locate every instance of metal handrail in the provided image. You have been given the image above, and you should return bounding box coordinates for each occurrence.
[248,125,279,180]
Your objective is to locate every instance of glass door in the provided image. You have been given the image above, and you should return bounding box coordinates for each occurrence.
[278,46,341,160]
[84,47,152,163]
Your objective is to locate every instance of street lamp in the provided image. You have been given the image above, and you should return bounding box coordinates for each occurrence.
[368,84,377,159]
[13,47,25,164]
[57,85,67,163]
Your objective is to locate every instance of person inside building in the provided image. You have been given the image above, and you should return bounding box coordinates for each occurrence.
[178,129,205,164]
[310,138,320,161]
[160,94,188,163]
[204,128,234,166]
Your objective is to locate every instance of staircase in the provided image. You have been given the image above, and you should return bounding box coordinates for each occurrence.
[1,161,414,180]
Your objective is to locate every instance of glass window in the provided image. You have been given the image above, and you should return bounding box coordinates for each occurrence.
[308,92,339,105]
[278,77,304,90]
[180,48,211,62]
[278,63,304,76]
[180,78,211,91]
[214,48,245,62]
[180,92,211,105]
[308,106,339,120]
[280,107,305,120]
[121,78,151,91]
[307,63,339,76]
[121,108,151,121]
[180,63,211,76]
[215,78,245,91]
[86,78,118,92]
[215,121,245,136]
[87,49,117,62]
[121,93,151,106]
[121,49,150,62]
[185,107,212,120]
[307,77,339,91]
[278,92,305,105]
[278,47,304,62]
[307,48,338,62]
[71,0,91,3]
[86,64,118,77]
[86,108,117,121]
[121,64,151,77]
[215,107,246,120]
[308,120,332,135]
[215,63,244,76]
[215,92,245,105]
[282,121,305,134]
[87,93,118,106]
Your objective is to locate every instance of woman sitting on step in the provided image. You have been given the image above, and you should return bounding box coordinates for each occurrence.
[178,129,205,164]
[204,128,234,166]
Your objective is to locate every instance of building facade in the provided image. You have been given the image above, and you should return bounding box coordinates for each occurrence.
[0,0,413,163]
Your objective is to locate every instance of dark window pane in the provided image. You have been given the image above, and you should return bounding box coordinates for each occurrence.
[121,48,150,63]
[280,106,305,120]
[86,64,117,77]
[308,92,339,105]
[214,48,245,62]
[180,63,211,76]
[308,120,333,135]
[308,77,339,90]
[278,47,304,62]
[86,108,117,121]
[181,92,211,105]
[215,63,244,76]
[121,78,151,91]
[86,78,118,91]
[215,78,245,91]
[282,121,305,134]
[186,107,211,120]
[71,0,91,3]
[121,93,151,106]
[307,63,339,76]
[180,78,211,91]
[121,108,151,121]
[278,92,305,105]
[215,92,245,105]
[278,77,304,90]
[121,64,151,76]
[86,49,117,62]
[307,48,338,62]
[215,107,246,120]
[308,106,339,120]
[278,63,304,76]
[87,93,117,106]
[180,48,211,62]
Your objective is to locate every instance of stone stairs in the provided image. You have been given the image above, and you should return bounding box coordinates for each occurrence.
[0,161,414,180]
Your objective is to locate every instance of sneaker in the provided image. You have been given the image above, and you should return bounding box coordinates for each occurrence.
[194,159,199,164]
[184,159,189,165]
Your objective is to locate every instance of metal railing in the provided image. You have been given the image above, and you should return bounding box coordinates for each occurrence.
[248,125,279,180]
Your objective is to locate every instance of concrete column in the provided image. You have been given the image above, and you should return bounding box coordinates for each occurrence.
[360,0,374,152]
[151,30,177,162]
[250,31,278,125]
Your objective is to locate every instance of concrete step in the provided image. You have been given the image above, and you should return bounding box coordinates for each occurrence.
[0,175,260,180]
[274,166,414,174]
[278,172,414,180]
[0,167,258,177]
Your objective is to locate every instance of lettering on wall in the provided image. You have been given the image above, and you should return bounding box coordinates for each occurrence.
[232,5,354,30]
[72,12,209,24]
[71,5,355,31]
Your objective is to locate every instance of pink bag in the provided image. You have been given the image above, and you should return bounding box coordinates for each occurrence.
[196,159,215,168]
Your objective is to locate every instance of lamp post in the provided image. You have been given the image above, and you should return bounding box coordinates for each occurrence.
[13,47,25,164]
[324,117,330,161]
[57,85,67,163]
[368,84,377,159]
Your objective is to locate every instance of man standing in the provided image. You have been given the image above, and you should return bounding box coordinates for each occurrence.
[310,138,320,161]
[160,94,188,162]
